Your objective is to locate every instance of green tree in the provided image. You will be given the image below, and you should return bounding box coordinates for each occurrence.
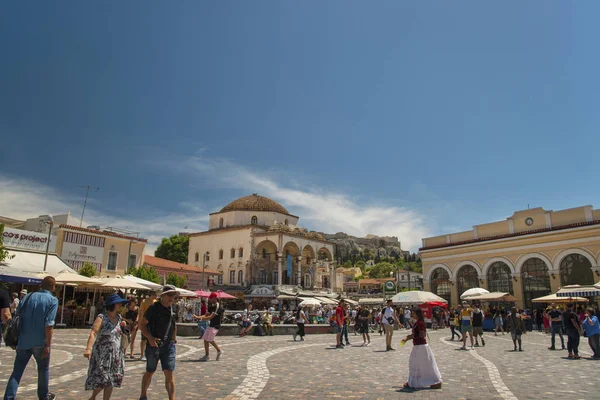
[129,265,161,284]
[79,262,97,277]
[343,260,353,268]
[355,260,366,272]
[0,224,14,263]
[368,262,395,278]
[155,235,189,264]
[166,272,186,288]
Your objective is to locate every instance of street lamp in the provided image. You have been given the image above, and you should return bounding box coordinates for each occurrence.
[201,251,208,290]
[39,215,54,272]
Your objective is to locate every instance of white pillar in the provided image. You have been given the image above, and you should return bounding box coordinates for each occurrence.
[277,253,283,286]
[297,256,302,286]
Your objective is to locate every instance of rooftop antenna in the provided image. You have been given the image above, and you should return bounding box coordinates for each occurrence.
[79,185,100,227]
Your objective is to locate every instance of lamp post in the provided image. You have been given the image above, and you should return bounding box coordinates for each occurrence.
[41,215,54,272]
[202,251,207,290]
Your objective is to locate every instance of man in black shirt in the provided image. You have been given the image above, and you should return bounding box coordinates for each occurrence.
[139,285,179,400]
[472,305,485,347]
[563,303,583,359]
[548,304,565,350]
[198,292,223,362]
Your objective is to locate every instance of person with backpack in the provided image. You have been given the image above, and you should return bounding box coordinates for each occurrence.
[199,292,224,362]
[472,304,485,347]
[563,303,583,359]
[506,307,525,352]
[4,276,58,400]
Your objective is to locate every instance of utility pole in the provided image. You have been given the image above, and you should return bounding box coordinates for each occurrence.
[79,185,99,227]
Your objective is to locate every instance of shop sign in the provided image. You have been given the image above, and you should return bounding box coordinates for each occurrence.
[384,280,396,292]
[207,278,215,287]
[61,241,104,265]
[3,227,56,252]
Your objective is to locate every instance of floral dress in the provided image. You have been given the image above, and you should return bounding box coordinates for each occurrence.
[85,314,125,390]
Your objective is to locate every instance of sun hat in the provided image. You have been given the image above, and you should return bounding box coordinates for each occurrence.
[160,285,179,296]
[104,294,129,307]
[20,289,27,295]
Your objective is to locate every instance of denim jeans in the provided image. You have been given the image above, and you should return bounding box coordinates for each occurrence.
[197,320,208,337]
[567,330,580,355]
[342,324,349,343]
[4,346,50,400]
[551,325,565,348]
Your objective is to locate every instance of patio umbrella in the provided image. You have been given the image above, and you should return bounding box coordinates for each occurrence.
[100,277,151,290]
[298,298,321,307]
[391,291,448,305]
[460,288,490,299]
[123,275,163,291]
[176,287,198,298]
[532,293,589,303]
[53,271,102,286]
[214,290,237,299]
[463,292,517,302]
[193,289,212,297]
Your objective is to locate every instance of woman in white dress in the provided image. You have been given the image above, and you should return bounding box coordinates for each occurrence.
[402,308,442,389]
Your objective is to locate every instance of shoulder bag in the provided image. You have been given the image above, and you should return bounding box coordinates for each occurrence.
[3,293,32,349]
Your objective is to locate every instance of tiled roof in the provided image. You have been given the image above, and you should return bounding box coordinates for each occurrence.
[419,219,600,251]
[218,194,293,215]
[359,278,395,284]
[143,255,222,275]
[60,224,148,243]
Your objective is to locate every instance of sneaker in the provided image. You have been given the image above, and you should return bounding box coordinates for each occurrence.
[459,346,466,350]
[199,355,210,362]
[518,348,523,352]
[513,347,517,352]
[481,339,485,346]
[47,394,56,400]
[140,356,147,361]
[389,347,396,351]
[216,351,223,361]
[335,344,343,349]
[300,337,304,341]
[548,346,556,350]
[470,346,474,350]
[474,343,480,347]
[293,334,297,341]
[139,397,148,400]
[346,342,351,345]
[366,342,370,347]
[562,346,566,350]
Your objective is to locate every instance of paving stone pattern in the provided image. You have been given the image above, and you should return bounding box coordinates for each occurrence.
[0,328,598,399]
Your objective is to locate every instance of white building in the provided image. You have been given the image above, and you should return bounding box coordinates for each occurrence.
[23,212,85,236]
[396,270,423,290]
[187,194,337,291]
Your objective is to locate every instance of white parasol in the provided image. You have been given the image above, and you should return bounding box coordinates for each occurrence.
[390,291,448,305]
[460,288,490,299]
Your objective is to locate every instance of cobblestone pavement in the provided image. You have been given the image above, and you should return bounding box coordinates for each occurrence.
[1,328,598,399]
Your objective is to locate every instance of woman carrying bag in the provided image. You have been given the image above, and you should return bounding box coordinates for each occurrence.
[83,294,129,400]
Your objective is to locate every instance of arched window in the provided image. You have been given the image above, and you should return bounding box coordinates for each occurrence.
[195,252,199,262]
[262,248,267,259]
[230,248,235,258]
[284,219,288,225]
[238,270,243,284]
[219,218,224,228]
[430,268,451,304]
[217,274,223,285]
[206,252,210,262]
[229,270,235,284]
[457,265,479,299]
[251,216,258,225]
[560,254,594,286]
[521,258,551,309]
[487,262,513,294]
[239,247,244,258]
[219,249,223,260]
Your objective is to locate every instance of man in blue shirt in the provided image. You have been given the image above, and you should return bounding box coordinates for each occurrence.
[4,276,58,400]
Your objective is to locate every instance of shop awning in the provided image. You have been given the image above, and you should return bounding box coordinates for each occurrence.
[0,266,43,284]
[556,284,600,298]
[343,298,358,305]
[532,293,589,303]
[276,294,297,300]
[315,296,338,305]
[1,250,76,283]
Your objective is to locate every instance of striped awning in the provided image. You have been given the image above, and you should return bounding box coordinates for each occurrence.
[556,286,600,297]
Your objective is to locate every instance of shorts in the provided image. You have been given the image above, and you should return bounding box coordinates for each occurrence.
[202,327,219,342]
[511,332,521,340]
[473,326,483,336]
[145,342,176,372]
[242,321,251,328]
[461,325,473,333]
[337,324,343,333]
[494,318,502,327]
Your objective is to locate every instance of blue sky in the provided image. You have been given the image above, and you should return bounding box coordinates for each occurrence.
[1,2,599,251]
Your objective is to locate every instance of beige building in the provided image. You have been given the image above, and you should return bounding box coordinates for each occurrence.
[187,194,337,292]
[56,225,146,277]
[420,206,600,309]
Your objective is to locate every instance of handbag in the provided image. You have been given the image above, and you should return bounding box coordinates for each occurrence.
[3,294,32,349]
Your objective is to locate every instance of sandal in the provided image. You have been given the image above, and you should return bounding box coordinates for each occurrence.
[403,382,411,389]
[430,382,442,389]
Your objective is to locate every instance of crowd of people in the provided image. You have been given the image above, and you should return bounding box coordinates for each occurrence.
[3,281,600,398]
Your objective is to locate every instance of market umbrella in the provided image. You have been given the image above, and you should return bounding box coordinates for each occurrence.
[100,276,151,290]
[213,290,237,299]
[193,289,212,297]
[123,275,163,291]
[463,292,517,302]
[460,288,490,299]
[298,297,321,307]
[176,287,198,298]
[391,291,448,305]
[53,271,102,286]
[532,293,589,303]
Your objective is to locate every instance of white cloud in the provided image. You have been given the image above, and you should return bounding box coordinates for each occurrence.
[0,174,208,255]
[184,156,432,251]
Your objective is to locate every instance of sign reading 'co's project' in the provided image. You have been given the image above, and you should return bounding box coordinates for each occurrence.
[3,227,57,252]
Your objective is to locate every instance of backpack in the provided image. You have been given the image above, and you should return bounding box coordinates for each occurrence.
[3,293,32,350]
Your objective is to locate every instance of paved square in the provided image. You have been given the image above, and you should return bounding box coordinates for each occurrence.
[0,328,598,399]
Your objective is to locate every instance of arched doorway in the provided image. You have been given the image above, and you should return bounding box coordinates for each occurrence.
[430,268,451,304]
[301,245,316,288]
[487,262,514,294]
[457,265,479,299]
[254,240,278,285]
[521,258,551,309]
[283,242,301,285]
[559,254,594,286]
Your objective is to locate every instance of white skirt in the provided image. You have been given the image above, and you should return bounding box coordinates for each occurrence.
[407,344,442,388]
